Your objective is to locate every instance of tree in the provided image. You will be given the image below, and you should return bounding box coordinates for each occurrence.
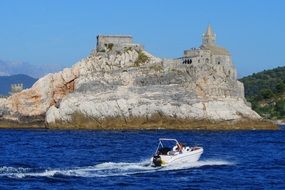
[260,89,274,99]
[275,99,285,117]
[275,82,285,94]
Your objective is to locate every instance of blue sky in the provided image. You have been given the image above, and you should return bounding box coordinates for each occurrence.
[0,0,284,77]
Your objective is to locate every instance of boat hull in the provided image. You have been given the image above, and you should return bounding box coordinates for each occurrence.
[151,147,203,167]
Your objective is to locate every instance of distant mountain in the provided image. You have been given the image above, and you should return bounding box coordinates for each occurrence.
[0,74,37,96]
[240,66,285,119]
[0,60,64,78]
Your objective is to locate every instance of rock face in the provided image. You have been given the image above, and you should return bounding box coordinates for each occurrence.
[0,66,80,122]
[0,27,261,125]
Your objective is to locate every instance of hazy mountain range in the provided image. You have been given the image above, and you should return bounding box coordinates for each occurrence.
[0,60,64,78]
[0,74,37,96]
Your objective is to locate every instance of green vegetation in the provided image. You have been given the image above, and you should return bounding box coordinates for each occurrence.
[134,51,149,67]
[107,43,114,50]
[124,47,132,52]
[104,43,114,50]
[240,66,285,119]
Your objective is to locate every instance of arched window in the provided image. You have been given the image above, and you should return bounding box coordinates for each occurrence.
[205,58,209,63]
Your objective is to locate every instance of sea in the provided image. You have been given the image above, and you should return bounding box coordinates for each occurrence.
[0,127,284,190]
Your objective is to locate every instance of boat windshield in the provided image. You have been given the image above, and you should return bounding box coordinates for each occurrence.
[160,139,178,147]
[155,138,180,154]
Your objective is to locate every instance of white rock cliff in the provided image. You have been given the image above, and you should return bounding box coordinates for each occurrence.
[0,30,261,125]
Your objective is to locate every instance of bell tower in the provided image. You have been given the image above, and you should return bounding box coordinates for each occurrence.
[202,24,216,46]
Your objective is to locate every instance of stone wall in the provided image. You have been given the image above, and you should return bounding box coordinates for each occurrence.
[10,83,23,95]
[96,35,133,50]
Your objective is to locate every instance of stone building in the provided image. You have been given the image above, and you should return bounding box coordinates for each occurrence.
[181,25,237,80]
[96,35,143,52]
[10,83,23,95]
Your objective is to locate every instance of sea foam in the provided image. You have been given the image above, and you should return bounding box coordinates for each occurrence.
[0,159,234,178]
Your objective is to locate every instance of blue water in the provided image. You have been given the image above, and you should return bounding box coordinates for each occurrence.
[0,128,284,189]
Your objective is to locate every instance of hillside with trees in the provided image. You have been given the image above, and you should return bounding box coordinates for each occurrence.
[239,66,285,120]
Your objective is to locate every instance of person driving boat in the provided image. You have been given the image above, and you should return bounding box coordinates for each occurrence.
[173,143,185,152]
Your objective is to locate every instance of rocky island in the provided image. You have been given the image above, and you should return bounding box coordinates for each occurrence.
[0,25,278,130]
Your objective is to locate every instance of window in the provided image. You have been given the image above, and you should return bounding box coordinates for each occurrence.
[216,57,222,65]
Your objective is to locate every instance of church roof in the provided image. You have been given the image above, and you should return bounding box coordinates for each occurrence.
[204,24,215,37]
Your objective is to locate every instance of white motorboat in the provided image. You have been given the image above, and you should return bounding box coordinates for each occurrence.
[151,138,203,167]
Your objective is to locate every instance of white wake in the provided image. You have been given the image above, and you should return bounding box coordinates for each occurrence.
[0,159,234,178]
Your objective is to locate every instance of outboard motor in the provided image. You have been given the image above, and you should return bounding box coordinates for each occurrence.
[152,155,162,167]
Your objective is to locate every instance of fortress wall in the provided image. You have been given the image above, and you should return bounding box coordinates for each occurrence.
[184,49,199,57]
[182,50,211,66]
[97,35,133,50]
[180,50,237,82]
[11,83,24,94]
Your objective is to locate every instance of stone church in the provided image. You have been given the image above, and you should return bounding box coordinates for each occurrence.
[181,25,237,81]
